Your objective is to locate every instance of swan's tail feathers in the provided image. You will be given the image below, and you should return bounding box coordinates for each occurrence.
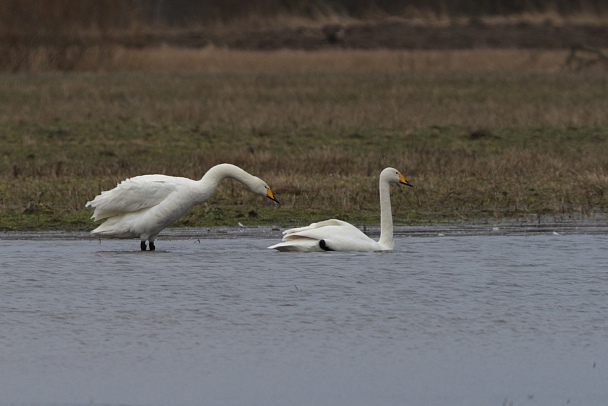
[90,219,115,236]
[88,210,127,221]
[85,199,97,218]
[86,199,125,221]
[85,194,112,220]
[88,217,139,239]
[86,192,148,221]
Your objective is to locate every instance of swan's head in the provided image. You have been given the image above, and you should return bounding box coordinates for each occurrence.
[252,177,280,204]
[382,167,414,187]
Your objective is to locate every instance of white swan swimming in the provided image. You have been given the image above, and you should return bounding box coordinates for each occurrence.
[268,167,413,252]
[86,163,279,250]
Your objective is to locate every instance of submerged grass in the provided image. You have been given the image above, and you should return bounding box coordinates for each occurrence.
[1,68,608,231]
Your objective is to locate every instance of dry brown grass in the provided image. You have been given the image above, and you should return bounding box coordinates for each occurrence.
[2,68,607,129]
[471,10,608,26]
[1,53,608,230]
[102,47,571,74]
[4,45,576,74]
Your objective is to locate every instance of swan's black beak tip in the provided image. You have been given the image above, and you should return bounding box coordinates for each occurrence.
[267,189,280,204]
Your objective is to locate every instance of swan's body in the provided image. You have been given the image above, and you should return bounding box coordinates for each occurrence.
[86,163,279,250]
[268,167,412,252]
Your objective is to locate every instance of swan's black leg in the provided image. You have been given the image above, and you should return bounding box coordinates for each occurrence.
[149,241,156,251]
[319,240,334,251]
[140,241,147,251]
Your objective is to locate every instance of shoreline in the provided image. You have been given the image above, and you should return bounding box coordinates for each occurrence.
[3,214,608,241]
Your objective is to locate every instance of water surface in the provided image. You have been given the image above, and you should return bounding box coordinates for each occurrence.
[1,223,607,406]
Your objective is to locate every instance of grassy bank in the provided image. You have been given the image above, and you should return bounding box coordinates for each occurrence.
[1,65,608,231]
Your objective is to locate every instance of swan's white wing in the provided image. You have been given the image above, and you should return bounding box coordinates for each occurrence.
[269,219,380,251]
[282,219,367,241]
[281,219,350,236]
[86,175,191,220]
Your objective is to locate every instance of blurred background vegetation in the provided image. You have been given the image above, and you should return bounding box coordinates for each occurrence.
[1,0,608,71]
[2,0,607,27]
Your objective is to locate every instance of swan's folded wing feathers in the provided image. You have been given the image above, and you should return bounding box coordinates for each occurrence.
[282,219,351,236]
[87,175,187,220]
[282,220,370,242]
[270,223,379,251]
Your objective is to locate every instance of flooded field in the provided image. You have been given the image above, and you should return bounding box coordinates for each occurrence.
[1,222,607,406]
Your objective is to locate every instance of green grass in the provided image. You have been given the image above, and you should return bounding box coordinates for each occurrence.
[1,71,608,231]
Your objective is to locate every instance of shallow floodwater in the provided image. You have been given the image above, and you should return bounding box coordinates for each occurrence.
[1,223,608,406]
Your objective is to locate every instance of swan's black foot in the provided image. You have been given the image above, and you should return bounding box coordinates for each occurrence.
[319,240,334,251]
[140,241,156,251]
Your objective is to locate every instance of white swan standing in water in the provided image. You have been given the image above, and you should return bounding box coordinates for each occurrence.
[86,163,279,250]
[268,167,413,252]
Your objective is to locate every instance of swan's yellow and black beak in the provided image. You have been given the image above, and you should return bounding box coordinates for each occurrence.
[266,188,280,204]
[399,173,414,187]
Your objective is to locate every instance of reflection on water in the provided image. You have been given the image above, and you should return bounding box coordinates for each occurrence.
[1,224,607,406]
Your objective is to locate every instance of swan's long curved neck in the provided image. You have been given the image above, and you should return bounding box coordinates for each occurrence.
[193,164,254,203]
[377,178,394,249]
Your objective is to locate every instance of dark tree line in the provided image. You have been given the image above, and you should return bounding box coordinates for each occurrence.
[1,0,606,31]
[142,0,608,24]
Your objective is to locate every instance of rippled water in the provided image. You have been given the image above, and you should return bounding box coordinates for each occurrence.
[1,223,607,406]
